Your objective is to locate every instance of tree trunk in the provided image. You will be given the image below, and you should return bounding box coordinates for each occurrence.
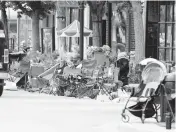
[92,13,102,47]
[31,10,40,52]
[56,7,66,58]
[1,6,9,48]
[131,1,145,64]
[111,24,117,42]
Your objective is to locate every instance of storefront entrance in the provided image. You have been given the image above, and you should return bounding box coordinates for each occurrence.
[146,1,175,63]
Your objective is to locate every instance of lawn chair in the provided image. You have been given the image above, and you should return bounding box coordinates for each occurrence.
[38,62,66,95]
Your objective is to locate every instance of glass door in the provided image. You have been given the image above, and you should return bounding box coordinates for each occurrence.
[158,1,175,63]
[145,1,159,59]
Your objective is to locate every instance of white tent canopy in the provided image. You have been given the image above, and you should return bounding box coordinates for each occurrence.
[57,20,92,37]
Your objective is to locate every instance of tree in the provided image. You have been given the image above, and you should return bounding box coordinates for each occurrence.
[11,1,55,52]
[116,2,131,43]
[87,1,105,47]
[0,1,9,48]
[116,1,145,64]
[131,1,145,63]
[56,2,66,58]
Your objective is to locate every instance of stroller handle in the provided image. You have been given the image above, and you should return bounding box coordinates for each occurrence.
[130,87,135,97]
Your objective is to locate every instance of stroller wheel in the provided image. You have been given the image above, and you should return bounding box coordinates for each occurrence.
[122,114,129,123]
[141,114,145,123]
[141,118,144,123]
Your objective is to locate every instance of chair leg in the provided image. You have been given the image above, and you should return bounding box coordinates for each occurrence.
[153,103,159,122]
[101,86,113,100]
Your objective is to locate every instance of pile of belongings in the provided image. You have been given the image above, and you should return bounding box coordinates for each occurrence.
[59,59,99,98]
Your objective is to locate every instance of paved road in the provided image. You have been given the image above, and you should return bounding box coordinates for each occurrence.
[0,90,175,132]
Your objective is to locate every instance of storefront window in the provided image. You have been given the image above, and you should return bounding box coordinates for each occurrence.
[159,24,165,47]
[158,2,175,63]
[160,5,166,22]
[166,24,172,47]
[167,5,173,21]
[159,49,165,61]
[166,49,172,61]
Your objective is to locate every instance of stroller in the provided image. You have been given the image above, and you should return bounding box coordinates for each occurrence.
[121,60,173,123]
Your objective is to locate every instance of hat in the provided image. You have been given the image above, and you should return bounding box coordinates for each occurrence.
[117,52,128,60]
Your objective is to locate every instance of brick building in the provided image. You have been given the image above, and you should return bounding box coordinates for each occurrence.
[145,1,175,63]
[106,1,175,63]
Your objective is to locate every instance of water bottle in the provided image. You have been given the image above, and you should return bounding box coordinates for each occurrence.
[165,112,172,129]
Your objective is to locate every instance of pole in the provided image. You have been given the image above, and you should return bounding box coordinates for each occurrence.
[8,8,10,49]
[25,15,28,48]
[79,2,84,60]
[160,85,166,122]
[108,2,112,48]
[17,12,21,51]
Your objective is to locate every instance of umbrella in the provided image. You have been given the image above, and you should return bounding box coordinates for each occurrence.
[57,20,92,37]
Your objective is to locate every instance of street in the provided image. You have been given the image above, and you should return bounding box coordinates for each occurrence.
[0,90,175,132]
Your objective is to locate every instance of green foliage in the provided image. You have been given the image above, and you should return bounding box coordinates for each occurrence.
[87,1,105,14]
[116,1,132,34]
[0,1,11,9]
[10,1,56,19]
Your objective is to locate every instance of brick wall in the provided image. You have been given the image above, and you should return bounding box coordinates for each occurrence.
[126,10,135,52]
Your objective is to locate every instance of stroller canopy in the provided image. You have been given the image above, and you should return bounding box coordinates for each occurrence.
[139,58,158,66]
[142,60,167,84]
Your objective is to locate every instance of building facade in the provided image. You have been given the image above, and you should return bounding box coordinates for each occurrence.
[4,1,175,64]
[107,1,175,63]
[145,1,175,63]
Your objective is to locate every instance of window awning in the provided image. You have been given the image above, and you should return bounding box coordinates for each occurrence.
[57,1,79,8]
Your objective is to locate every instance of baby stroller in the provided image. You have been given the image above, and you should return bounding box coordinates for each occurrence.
[121,60,171,123]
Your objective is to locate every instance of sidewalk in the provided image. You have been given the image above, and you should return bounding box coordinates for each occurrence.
[2,90,175,132]
[93,116,175,132]
[119,118,176,132]
[96,97,175,132]
[117,101,175,132]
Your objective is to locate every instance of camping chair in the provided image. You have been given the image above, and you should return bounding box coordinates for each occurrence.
[39,62,66,95]
[62,65,84,97]
[61,59,98,98]
[81,59,118,100]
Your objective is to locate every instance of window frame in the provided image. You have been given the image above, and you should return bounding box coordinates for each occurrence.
[158,1,175,63]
